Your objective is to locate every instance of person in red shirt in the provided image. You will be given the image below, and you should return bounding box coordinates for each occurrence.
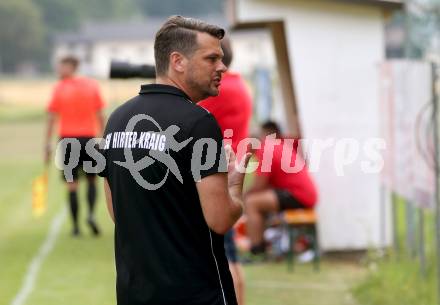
[198,37,252,305]
[44,56,105,237]
[246,121,318,255]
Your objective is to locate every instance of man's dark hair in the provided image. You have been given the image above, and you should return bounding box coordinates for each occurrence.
[262,121,281,135]
[221,36,233,68]
[154,15,225,76]
[59,55,79,69]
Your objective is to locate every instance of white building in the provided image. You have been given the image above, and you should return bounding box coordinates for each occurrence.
[53,19,161,77]
[228,0,403,251]
[52,17,275,78]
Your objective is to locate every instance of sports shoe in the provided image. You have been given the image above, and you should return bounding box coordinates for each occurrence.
[72,226,81,237]
[87,216,101,236]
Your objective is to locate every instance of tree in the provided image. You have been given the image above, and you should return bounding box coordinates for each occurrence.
[34,0,137,29]
[0,0,224,74]
[404,0,440,58]
[31,0,137,73]
[134,0,223,17]
[73,0,137,20]
[0,0,45,73]
[33,0,80,32]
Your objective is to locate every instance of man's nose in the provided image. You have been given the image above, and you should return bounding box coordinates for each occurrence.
[217,61,227,73]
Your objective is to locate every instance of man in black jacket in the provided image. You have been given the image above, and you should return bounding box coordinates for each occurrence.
[99,16,250,305]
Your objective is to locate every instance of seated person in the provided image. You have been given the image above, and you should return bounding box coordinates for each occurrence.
[245,121,318,255]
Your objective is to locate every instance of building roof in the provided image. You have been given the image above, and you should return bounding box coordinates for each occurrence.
[54,15,228,45]
[338,0,403,10]
[228,0,403,30]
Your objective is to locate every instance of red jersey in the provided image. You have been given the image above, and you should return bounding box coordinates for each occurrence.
[198,72,252,152]
[47,77,105,137]
[256,137,318,207]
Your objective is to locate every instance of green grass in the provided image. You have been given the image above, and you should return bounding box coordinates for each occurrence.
[354,256,436,305]
[353,198,438,305]
[245,261,365,305]
[0,104,46,123]
[0,112,367,305]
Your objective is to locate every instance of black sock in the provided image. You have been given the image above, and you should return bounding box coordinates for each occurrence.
[69,191,79,229]
[87,181,97,218]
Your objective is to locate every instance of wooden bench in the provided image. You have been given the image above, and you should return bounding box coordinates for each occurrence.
[280,209,320,272]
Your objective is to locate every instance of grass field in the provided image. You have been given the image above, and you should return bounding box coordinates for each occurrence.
[353,201,438,305]
[0,78,146,108]
[0,102,367,305]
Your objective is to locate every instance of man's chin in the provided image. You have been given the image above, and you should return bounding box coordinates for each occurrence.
[198,87,219,101]
[209,87,220,97]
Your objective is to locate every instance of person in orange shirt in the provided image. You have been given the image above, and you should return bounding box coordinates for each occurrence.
[44,56,105,237]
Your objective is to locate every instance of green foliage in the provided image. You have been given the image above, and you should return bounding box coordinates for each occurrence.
[354,255,436,305]
[0,0,223,73]
[353,201,438,305]
[33,0,80,32]
[402,0,440,58]
[30,0,138,72]
[134,0,223,17]
[0,0,45,72]
[74,0,137,20]
[33,0,137,32]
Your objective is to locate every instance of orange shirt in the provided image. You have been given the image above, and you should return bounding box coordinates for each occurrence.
[47,77,105,137]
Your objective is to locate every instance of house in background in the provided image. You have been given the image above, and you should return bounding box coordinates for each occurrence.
[53,19,161,77]
[52,17,276,78]
[227,0,403,251]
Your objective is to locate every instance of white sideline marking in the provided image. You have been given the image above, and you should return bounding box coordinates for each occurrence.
[10,208,67,305]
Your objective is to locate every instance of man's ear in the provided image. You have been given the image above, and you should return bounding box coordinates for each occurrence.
[170,52,187,73]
